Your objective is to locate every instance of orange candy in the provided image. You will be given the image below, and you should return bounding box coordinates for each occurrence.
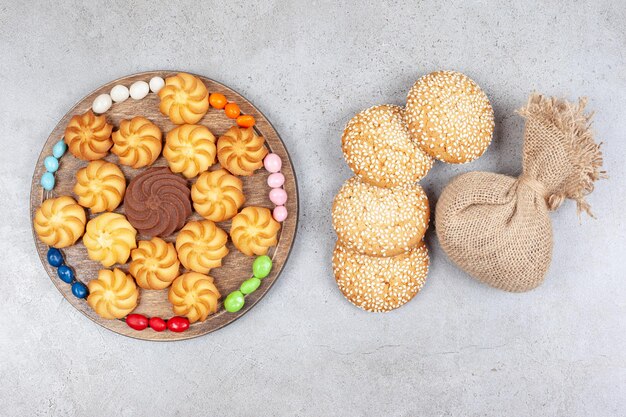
[224,103,241,119]
[236,115,256,128]
[209,93,227,109]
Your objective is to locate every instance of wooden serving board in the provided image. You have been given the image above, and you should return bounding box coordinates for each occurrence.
[30,71,298,341]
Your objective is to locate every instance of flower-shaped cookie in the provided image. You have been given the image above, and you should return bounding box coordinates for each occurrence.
[129,237,180,290]
[83,213,137,267]
[176,220,229,274]
[87,268,139,319]
[111,116,162,168]
[158,73,209,125]
[168,272,221,323]
[64,110,113,160]
[73,160,126,213]
[230,207,280,256]
[217,127,268,176]
[33,196,86,248]
[191,169,245,222]
[164,124,216,178]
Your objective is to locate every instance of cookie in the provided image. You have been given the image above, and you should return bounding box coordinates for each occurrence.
[217,126,268,176]
[342,105,433,187]
[111,116,162,168]
[168,272,221,323]
[191,169,245,222]
[73,160,126,213]
[33,196,86,248]
[83,212,137,267]
[175,220,229,274]
[158,72,209,125]
[64,110,113,161]
[332,177,429,257]
[124,167,192,237]
[405,70,494,164]
[130,237,180,290]
[164,124,216,178]
[87,268,139,319]
[230,207,280,256]
[332,240,429,312]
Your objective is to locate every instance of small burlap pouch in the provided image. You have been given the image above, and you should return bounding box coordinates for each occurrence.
[435,93,605,292]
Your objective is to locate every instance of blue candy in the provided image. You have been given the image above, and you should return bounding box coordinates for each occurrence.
[47,248,64,267]
[41,172,55,190]
[44,156,59,173]
[71,282,88,299]
[57,265,74,283]
[52,140,67,159]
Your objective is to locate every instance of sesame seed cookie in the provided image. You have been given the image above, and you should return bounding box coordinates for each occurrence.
[332,177,430,257]
[333,240,429,312]
[342,104,433,187]
[405,70,494,164]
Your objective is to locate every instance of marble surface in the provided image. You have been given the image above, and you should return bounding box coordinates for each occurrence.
[1,1,624,416]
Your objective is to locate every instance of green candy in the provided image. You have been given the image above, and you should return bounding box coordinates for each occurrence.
[252,255,272,278]
[224,291,245,313]
[240,277,261,295]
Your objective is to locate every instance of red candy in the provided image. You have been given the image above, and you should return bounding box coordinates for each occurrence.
[126,314,148,331]
[167,316,190,332]
[149,317,167,332]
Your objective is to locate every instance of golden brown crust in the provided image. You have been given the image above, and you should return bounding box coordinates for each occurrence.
[230,207,280,256]
[191,169,245,222]
[83,212,137,267]
[73,160,126,213]
[168,272,221,323]
[217,127,268,176]
[163,124,216,178]
[175,220,229,274]
[87,268,139,319]
[130,237,180,290]
[158,73,209,125]
[33,196,86,248]
[111,116,162,168]
[64,110,113,161]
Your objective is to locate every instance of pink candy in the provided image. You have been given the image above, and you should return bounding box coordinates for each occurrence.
[273,206,288,222]
[269,188,287,205]
[267,172,285,188]
[264,153,282,173]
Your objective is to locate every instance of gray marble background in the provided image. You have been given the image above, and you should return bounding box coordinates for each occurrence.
[1,1,624,416]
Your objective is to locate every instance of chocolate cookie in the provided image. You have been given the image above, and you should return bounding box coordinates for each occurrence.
[124,167,192,237]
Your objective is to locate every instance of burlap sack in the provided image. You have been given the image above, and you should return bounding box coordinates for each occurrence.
[435,93,604,292]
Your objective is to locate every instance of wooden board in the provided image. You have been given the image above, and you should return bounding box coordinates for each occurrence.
[30,71,298,341]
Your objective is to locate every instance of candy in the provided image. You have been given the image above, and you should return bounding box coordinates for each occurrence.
[167,316,190,332]
[47,248,64,267]
[236,115,256,128]
[57,265,74,283]
[273,205,288,222]
[126,314,149,331]
[44,156,59,173]
[224,291,245,312]
[149,317,167,332]
[149,76,165,93]
[130,81,150,100]
[240,277,261,295]
[263,153,282,173]
[71,282,88,299]
[269,188,287,205]
[92,93,112,114]
[52,140,67,159]
[41,172,55,190]
[224,103,241,119]
[252,255,272,278]
[110,85,130,103]
[267,172,285,188]
[209,93,227,109]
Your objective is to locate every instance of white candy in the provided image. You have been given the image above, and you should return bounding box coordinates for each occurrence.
[110,85,130,103]
[92,94,112,114]
[129,81,150,100]
[149,76,165,93]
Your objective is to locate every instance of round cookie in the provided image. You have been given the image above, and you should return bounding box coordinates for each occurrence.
[158,73,209,125]
[332,177,429,257]
[342,104,433,187]
[73,160,126,213]
[405,70,494,164]
[332,240,429,312]
[217,126,268,176]
[111,116,162,168]
[168,272,221,323]
[230,207,280,256]
[164,124,216,178]
[64,110,113,161]
[87,268,139,319]
[176,220,229,274]
[191,169,245,222]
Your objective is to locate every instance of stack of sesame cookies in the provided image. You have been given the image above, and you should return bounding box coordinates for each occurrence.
[332,71,494,312]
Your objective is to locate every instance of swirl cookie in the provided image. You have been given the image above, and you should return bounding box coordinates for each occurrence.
[405,71,494,164]
[158,73,209,125]
[83,212,137,267]
[124,167,192,237]
[168,272,221,323]
[130,237,180,290]
[333,241,429,312]
[33,196,86,248]
[111,116,162,168]
[64,110,113,160]
[87,268,139,319]
[332,177,429,257]
[73,160,126,213]
[191,169,245,222]
[176,220,229,274]
[164,124,216,178]
[342,105,433,187]
[230,207,280,256]
[217,127,268,176]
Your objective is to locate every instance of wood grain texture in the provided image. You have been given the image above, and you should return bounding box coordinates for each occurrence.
[30,71,299,341]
